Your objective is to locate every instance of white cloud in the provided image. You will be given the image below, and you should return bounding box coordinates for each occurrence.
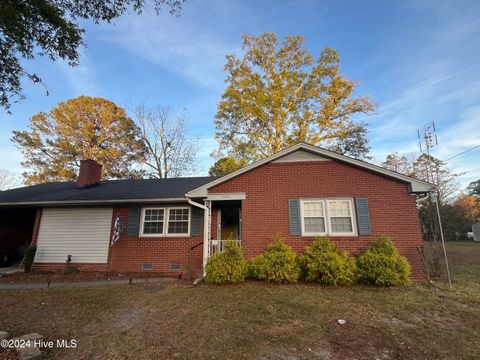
[56,47,102,96]
[97,1,258,89]
[192,137,217,176]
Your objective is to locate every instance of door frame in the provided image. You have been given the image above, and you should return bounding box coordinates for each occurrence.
[217,206,242,240]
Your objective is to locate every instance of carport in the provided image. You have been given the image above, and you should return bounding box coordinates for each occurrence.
[0,207,37,266]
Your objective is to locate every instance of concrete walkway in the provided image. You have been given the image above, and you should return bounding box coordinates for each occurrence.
[0,277,176,290]
[0,264,23,275]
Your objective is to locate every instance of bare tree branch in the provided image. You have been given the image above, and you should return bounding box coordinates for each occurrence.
[0,169,19,190]
[135,105,199,178]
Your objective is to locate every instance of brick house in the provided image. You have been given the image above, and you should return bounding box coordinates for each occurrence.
[0,143,432,279]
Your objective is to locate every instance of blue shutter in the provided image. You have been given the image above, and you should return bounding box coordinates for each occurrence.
[288,199,301,236]
[190,206,203,236]
[127,207,141,236]
[355,198,372,235]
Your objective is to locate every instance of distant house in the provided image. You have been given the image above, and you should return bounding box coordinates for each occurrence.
[0,143,432,279]
[473,222,480,241]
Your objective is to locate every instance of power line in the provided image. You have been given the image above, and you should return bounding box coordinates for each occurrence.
[444,144,480,162]
[457,168,480,176]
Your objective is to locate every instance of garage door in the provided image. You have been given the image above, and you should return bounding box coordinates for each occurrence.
[36,208,113,263]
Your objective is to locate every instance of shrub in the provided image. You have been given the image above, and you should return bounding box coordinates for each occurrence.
[249,235,300,283]
[356,235,411,286]
[205,241,248,284]
[299,237,357,285]
[23,245,37,273]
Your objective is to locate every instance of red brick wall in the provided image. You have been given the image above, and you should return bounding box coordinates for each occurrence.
[32,206,204,278]
[107,207,203,278]
[209,160,425,280]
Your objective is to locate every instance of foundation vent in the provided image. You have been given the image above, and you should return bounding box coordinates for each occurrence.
[170,263,181,271]
[141,263,153,270]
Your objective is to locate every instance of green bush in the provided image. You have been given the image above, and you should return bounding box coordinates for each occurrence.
[299,237,357,285]
[356,235,411,286]
[23,245,37,273]
[205,241,248,284]
[249,235,300,283]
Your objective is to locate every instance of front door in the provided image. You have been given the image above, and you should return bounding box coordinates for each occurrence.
[218,207,241,240]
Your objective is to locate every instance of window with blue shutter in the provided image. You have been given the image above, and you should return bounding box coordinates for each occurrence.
[355,197,372,235]
[190,207,203,236]
[288,199,301,235]
[127,207,141,236]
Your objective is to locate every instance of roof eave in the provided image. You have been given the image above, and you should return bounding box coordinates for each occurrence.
[0,197,188,207]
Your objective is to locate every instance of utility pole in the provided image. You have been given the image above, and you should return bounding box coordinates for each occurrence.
[418,122,452,287]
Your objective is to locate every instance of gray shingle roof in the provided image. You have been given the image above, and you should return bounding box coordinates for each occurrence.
[0,177,216,206]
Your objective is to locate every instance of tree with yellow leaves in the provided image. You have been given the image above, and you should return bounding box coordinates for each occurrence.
[12,96,146,184]
[214,33,375,162]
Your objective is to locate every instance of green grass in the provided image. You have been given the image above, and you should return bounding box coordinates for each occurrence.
[1,242,479,359]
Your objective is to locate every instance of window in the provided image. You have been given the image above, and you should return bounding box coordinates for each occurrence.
[301,201,326,235]
[300,199,356,236]
[327,200,354,235]
[167,208,190,235]
[142,209,164,235]
[140,207,190,236]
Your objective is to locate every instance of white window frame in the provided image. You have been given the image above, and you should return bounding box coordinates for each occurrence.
[140,207,190,237]
[166,207,191,236]
[299,200,327,236]
[300,198,357,237]
[326,199,356,236]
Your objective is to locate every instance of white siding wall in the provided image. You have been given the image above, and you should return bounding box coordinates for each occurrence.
[36,208,113,263]
[272,149,330,163]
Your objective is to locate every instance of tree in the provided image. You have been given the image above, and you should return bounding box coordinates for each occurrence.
[382,153,457,204]
[454,194,480,223]
[214,33,375,163]
[135,105,198,179]
[12,96,146,184]
[0,0,183,113]
[382,153,414,176]
[328,122,371,160]
[208,157,245,177]
[439,194,480,241]
[0,169,18,190]
[412,154,458,204]
[467,179,480,199]
[381,153,459,241]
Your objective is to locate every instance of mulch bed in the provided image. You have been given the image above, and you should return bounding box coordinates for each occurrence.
[0,271,170,284]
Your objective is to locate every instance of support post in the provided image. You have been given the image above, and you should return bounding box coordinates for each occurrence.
[434,195,452,288]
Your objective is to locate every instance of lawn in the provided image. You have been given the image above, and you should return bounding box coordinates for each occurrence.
[1,242,479,359]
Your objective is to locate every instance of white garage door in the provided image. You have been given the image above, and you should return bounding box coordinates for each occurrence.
[36,207,113,263]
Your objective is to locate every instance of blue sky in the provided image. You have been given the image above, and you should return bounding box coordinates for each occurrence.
[1,0,479,189]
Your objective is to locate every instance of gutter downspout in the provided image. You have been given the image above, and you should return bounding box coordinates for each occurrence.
[186,195,209,279]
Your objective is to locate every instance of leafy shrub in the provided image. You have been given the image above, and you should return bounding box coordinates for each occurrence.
[205,241,248,284]
[299,237,357,285]
[249,235,300,283]
[356,235,411,286]
[23,245,37,273]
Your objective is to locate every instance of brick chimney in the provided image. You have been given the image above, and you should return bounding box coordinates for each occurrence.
[77,159,102,188]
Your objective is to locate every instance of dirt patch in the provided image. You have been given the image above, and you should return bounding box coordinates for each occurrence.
[143,284,166,293]
[326,318,416,359]
[111,307,153,331]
